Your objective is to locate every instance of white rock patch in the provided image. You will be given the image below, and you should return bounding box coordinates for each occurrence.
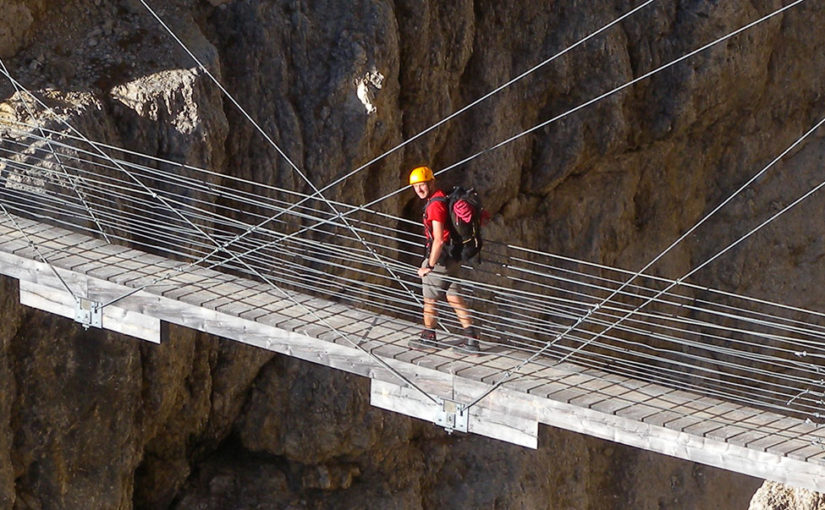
[355,69,384,115]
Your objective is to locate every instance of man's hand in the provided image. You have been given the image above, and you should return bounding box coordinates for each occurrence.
[421,219,445,279]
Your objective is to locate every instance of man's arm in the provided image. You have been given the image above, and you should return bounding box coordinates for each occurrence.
[418,220,445,277]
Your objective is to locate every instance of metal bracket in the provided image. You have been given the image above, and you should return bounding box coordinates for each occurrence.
[74,298,102,329]
[435,399,469,434]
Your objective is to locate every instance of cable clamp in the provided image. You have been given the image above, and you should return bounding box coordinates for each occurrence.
[435,399,469,434]
[74,298,102,329]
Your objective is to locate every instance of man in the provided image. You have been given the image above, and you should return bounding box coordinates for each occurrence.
[408,165,480,353]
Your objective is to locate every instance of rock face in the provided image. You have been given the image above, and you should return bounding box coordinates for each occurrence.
[1,0,824,508]
[750,482,825,510]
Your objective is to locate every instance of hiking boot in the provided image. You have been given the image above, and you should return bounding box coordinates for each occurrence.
[409,328,438,349]
[461,341,480,354]
[460,326,481,354]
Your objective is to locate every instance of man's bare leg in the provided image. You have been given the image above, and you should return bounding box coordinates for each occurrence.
[447,293,480,353]
[407,297,439,348]
[423,297,438,329]
[446,294,472,329]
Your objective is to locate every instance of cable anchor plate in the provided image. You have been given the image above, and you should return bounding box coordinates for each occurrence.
[435,399,469,434]
[74,298,102,329]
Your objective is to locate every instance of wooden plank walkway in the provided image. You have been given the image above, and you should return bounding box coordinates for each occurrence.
[1,214,824,491]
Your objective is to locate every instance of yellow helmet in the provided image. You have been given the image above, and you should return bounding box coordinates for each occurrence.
[409,166,434,185]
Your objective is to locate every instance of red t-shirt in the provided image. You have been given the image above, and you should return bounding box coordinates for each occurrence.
[423,190,450,245]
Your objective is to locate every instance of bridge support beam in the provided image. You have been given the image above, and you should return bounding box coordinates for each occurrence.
[370,379,538,448]
[18,277,160,343]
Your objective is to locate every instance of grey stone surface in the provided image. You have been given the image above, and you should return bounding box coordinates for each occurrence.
[2,0,824,507]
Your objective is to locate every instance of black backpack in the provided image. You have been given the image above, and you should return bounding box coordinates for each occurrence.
[427,186,484,263]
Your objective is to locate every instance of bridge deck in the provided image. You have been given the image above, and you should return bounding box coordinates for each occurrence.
[1,214,824,491]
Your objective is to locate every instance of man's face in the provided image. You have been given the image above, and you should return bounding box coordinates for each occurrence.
[413,181,431,199]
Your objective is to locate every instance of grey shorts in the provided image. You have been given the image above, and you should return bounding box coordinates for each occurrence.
[421,258,461,300]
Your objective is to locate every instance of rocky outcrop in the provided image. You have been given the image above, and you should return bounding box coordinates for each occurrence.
[750,481,825,510]
[1,0,824,508]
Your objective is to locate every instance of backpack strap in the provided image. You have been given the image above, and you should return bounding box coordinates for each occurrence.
[423,195,453,260]
[423,195,449,228]
[424,195,448,213]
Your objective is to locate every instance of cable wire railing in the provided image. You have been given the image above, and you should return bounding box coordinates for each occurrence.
[1,0,823,428]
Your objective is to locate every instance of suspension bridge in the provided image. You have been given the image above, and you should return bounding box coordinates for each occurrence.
[3,204,825,490]
[1,0,825,494]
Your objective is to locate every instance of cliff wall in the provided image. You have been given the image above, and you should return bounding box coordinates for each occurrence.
[1,0,824,508]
